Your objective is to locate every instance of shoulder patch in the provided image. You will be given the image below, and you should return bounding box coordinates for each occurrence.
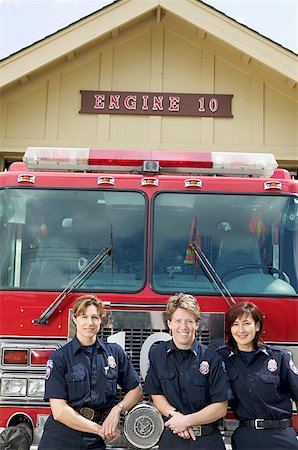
[289,359,298,375]
[221,361,226,372]
[45,359,53,380]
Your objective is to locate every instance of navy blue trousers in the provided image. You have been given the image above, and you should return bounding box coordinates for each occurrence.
[158,427,225,449]
[231,425,298,450]
[38,414,106,450]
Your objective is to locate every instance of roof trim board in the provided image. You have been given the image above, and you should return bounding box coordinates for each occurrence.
[0,0,155,88]
[163,0,297,82]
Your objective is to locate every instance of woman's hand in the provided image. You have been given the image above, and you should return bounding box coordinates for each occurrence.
[96,424,106,440]
[177,427,196,440]
[50,398,107,438]
[101,406,122,442]
[165,411,196,441]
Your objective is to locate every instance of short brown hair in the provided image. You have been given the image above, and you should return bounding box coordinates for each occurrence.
[72,295,104,318]
[225,301,264,349]
[166,293,200,322]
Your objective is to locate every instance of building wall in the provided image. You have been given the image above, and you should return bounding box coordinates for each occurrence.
[0,12,297,170]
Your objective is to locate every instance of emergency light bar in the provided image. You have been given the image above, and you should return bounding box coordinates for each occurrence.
[23,147,278,177]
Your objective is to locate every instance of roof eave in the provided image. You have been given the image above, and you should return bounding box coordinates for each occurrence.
[163,0,298,82]
[0,0,297,89]
[0,0,158,89]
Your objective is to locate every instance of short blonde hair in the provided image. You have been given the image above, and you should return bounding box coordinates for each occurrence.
[72,295,104,318]
[166,293,200,321]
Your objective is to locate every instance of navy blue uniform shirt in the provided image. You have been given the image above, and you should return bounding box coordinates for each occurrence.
[143,340,233,415]
[45,335,140,411]
[217,345,298,421]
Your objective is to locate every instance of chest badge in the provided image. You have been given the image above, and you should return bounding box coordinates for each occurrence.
[107,355,117,368]
[267,359,278,372]
[199,360,209,375]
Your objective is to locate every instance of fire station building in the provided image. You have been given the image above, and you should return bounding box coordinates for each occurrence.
[0,0,297,174]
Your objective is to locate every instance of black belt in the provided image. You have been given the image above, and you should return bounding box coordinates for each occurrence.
[192,423,218,436]
[75,407,106,423]
[239,418,292,430]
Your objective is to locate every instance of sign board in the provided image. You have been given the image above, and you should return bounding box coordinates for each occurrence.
[80,91,233,117]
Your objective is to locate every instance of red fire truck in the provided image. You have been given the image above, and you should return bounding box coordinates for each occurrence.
[0,148,297,448]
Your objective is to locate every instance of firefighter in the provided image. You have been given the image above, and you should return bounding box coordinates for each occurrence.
[143,293,232,449]
[38,295,143,450]
[217,301,298,450]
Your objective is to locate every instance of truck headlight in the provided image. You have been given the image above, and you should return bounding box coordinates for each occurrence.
[28,379,45,397]
[1,378,27,396]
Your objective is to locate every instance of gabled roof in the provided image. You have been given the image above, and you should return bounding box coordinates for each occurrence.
[1,0,297,89]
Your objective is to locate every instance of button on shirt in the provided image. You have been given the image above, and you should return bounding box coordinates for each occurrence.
[144,340,232,415]
[217,345,298,421]
[45,336,140,411]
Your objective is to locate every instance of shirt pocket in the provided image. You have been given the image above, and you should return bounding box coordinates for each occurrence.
[159,370,176,394]
[259,374,280,402]
[225,368,240,401]
[190,372,209,407]
[65,369,87,402]
[159,370,176,380]
[227,367,239,383]
[103,367,118,397]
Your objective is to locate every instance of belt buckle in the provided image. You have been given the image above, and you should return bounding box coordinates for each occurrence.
[254,419,265,430]
[80,407,95,421]
[192,425,202,437]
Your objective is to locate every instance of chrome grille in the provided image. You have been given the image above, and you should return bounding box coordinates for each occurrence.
[99,327,210,376]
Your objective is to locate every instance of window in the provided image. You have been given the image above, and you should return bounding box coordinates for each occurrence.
[152,192,298,297]
[0,188,146,292]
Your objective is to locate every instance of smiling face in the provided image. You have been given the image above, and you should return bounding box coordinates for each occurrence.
[230,313,260,351]
[167,307,199,350]
[73,304,102,345]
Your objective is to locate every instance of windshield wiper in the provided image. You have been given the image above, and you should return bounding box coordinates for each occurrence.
[33,246,112,325]
[190,242,236,308]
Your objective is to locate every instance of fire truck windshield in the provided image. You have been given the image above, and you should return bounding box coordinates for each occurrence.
[152,192,298,297]
[0,188,146,292]
[0,188,297,297]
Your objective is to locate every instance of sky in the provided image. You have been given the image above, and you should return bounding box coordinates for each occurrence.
[0,0,297,60]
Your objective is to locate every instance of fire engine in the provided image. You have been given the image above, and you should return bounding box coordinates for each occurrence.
[0,148,297,448]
